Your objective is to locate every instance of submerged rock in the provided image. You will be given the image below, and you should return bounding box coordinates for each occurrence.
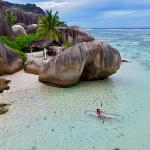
[57,26,95,45]
[0,78,10,93]
[121,59,129,62]
[39,40,121,87]
[12,24,27,36]
[0,103,10,114]
[0,40,23,75]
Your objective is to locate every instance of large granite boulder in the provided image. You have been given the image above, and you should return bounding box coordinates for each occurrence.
[0,0,45,15]
[12,24,27,36]
[47,46,64,56]
[39,41,121,87]
[29,39,61,49]
[0,3,15,39]
[0,40,23,75]
[5,7,39,25]
[0,78,10,93]
[57,26,95,45]
[15,22,26,28]
[24,52,50,75]
[26,24,38,34]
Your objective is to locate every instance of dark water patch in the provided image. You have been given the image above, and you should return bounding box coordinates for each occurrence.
[31,146,36,150]
[113,148,120,150]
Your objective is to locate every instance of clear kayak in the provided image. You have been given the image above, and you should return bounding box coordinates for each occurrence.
[85,111,123,120]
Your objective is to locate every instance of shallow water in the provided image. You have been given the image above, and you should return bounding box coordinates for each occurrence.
[0,29,150,150]
[87,29,150,69]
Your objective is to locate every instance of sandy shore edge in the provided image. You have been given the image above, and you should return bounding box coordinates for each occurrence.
[0,70,48,95]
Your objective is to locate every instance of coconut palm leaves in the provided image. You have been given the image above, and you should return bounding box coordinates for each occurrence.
[37,10,65,42]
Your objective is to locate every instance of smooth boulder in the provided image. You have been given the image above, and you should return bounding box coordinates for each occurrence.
[24,52,50,75]
[12,24,27,36]
[0,4,15,40]
[29,39,61,50]
[57,26,95,45]
[39,40,121,87]
[5,7,39,25]
[0,78,10,93]
[0,40,23,75]
[26,24,38,34]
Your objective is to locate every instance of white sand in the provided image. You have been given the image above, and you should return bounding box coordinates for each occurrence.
[1,70,48,94]
[1,51,51,94]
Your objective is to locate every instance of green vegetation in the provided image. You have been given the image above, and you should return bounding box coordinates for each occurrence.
[0,34,39,52]
[12,48,27,62]
[37,10,66,42]
[0,34,39,61]
[64,42,73,49]
[4,11,17,26]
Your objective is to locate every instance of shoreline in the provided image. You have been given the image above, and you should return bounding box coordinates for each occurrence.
[0,70,48,95]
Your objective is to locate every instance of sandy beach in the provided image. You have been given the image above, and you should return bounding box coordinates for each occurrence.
[1,51,51,95]
[1,70,48,94]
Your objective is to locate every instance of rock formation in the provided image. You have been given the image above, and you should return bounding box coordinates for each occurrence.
[57,26,95,45]
[0,40,23,75]
[0,0,44,38]
[0,78,10,93]
[24,52,50,75]
[39,40,121,87]
[29,39,61,50]
[0,0,45,15]
[47,46,64,56]
[12,24,27,36]
[0,3,15,39]
[0,103,10,114]
[5,7,39,25]
[26,24,38,34]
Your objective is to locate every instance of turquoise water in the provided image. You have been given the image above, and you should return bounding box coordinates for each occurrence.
[0,29,150,150]
[87,29,150,69]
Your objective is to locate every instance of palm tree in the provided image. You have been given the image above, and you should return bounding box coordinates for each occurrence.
[37,10,66,42]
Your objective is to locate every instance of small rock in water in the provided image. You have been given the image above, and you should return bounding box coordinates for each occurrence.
[0,103,10,114]
[52,129,55,132]
[114,148,120,150]
[121,59,129,62]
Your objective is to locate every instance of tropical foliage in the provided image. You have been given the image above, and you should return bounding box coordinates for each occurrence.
[0,34,39,52]
[4,11,17,26]
[0,34,39,61]
[11,48,27,62]
[37,10,66,42]
[64,42,73,49]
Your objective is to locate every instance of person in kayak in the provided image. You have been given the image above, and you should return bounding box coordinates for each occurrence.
[96,108,102,118]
